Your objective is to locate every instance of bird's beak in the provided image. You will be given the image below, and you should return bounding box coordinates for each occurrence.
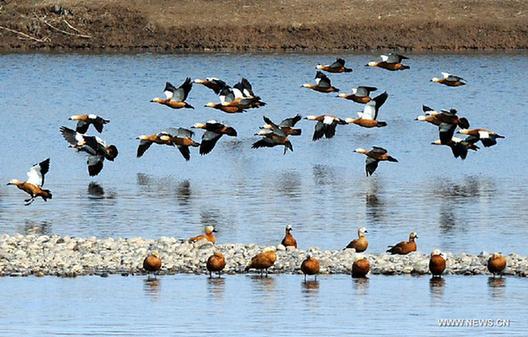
[365,230,368,233]
[213,229,218,233]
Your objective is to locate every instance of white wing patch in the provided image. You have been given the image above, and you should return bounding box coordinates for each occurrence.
[88,114,97,119]
[362,102,376,120]
[441,72,451,79]
[232,88,244,99]
[164,90,173,100]
[479,130,490,139]
[26,164,43,186]
[380,55,389,62]
[323,116,334,124]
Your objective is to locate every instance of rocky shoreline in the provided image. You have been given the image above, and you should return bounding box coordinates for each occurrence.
[0,234,526,277]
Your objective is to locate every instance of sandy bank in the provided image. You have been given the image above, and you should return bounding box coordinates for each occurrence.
[0,0,527,53]
[0,235,526,277]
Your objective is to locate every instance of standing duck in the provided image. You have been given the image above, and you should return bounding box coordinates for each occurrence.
[245,247,277,277]
[301,254,320,281]
[136,132,174,158]
[345,227,368,252]
[159,128,200,161]
[60,127,118,176]
[150,78,194,109]
[69,114,109,133]
[431,72,466,87]
[346,91,389,128]
[143,251,162,279]
[252,128,293,155]
[458,128,505,147]
[304,115,347,141]
[429,249,446,278]
[316,58,352,73]
[189,225,217,244]
[367,53,409,71]
[260,115,302,136]
[338,86,377,103]
[487,253,507,277]
[354,147,398,176]
[206,252,226,278]
[7,158,52,206]
[352,257,370,278]
[281,225,297,249]
[386,232,418,255]
[191,120,238,155]
[302,72,340,93]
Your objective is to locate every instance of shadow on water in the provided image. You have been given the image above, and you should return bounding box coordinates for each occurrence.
[19,220,52,235]
[429,277,446,300]
[143,278,161,300]
[248,274,276,292]
[488,277,506,298]
[87,182,117,200]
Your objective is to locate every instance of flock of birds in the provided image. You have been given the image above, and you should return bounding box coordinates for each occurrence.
[142,224,508,280]
[6,53,508,280]
[7,53,505,205]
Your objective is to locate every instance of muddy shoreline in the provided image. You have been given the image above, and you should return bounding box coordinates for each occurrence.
[1,1,527,53]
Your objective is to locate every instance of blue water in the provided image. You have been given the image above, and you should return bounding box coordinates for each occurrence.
[0,274,525,336]
[0,53,527,255]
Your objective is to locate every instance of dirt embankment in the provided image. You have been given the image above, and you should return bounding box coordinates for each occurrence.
[0,0,527,53]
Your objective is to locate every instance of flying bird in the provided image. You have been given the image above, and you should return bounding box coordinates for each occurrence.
[338,86,378,103]
[302,72,340,93]
[304,115,347,141]
[354,146,398,176]
[159,128,200,161]
[252,128,293,155]
[136,132,174,158]
[431,72,466,87]
[346,91,389,128]
[458,128,505,147]
[68,114,109,133]
[316,58,352,73]
[260,115,302,136]
[150,78,194,109]
[367,53,409,71]
[193,77,228,94]
[7,158,52,206]
[191,120,238,155]
[60,127,118,176]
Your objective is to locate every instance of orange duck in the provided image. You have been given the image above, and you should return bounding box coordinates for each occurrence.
[302,72,339,93]
[260,115,302,136]
[136,132,173,158]
[191,120,237,155]
[487,253,507,277]
[207,252,226,278]
[367,53,409,71]
[151,78,194,109]
[338,86,377,103]
[346,91,389,128]
[143,251,162,278]
[304,115,347,141]
[431,72,466,87]
[159,128,200,161]
[7,158,52,206]
[354,146,398,176]
[345,227,368,252]
[281,225,297,249]
[301,254,320,281]
[189,225,217,244]
[245,247,277,277]
[352,257,370,278]
[69,114,109,133]
[316,58,352,73]
[386,232,418,255]
[429,249,446,278]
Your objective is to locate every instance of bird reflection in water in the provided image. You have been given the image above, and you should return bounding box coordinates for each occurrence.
[301,279,320,294]
[21,220,52,235]
[429,277,446,299]
[488,277,506,298]
[439,204,457,234]
[352,277,370,296]
[249,274,276,291]
[176,180,192,205]
[143,278,161,300]
[136,173,192,204]
[312,165,336,186]
[277,170,302,199]
[207,277,226,300]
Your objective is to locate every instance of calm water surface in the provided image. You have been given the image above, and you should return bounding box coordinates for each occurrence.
[0,274,526,336]
[0,53,527,254]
